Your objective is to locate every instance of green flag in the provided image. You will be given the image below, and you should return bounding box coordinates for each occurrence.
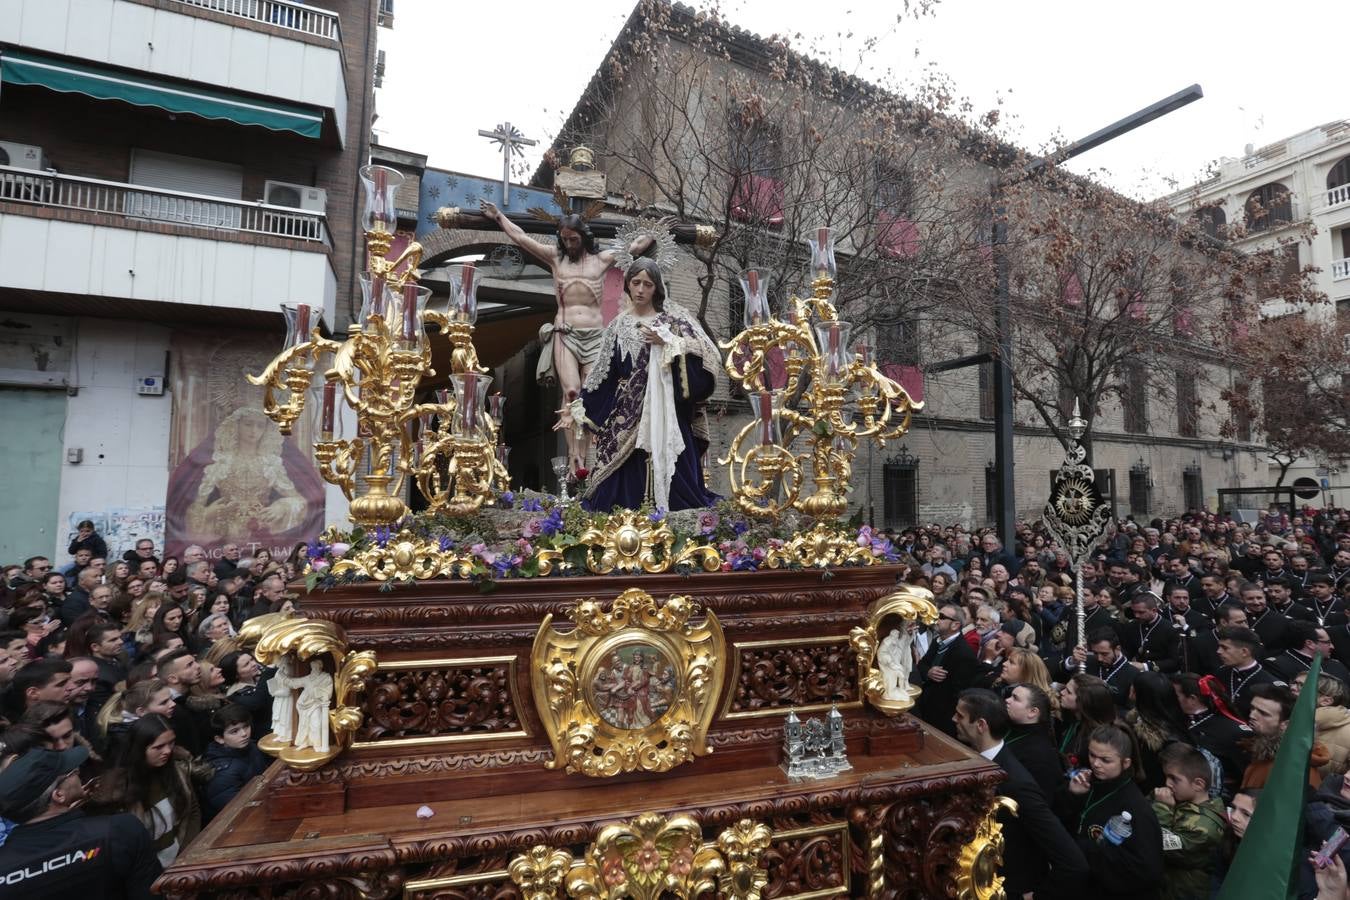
[1218,653,1321,900]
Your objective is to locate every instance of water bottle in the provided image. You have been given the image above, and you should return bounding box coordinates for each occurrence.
[1101,811,1133,845]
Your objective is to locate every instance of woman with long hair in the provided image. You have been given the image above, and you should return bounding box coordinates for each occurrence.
[97,677,176,763]
[998,648,1055,699]
[151,603,192,653]
[90,713,203,865]
[1064,724,1164,896]
[125,591,164,659]
[110,559,132,591]
[1056,673,1117,770]
[1127,670,1194,790]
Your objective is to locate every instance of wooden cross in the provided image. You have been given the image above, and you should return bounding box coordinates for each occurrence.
[477,121,537,209]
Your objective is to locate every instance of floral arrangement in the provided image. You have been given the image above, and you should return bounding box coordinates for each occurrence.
[302,493,899,591]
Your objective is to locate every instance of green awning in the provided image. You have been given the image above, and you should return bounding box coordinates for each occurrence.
[0,50,324,139]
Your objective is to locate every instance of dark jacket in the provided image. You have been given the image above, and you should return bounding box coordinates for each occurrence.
[1187,711,1252,798]
[225,678,275,740]
[68,533,108,559]
[1059,653,1138,710]
[1004,722,1065,800]
[0,810,160,899]
[1058,773,1165,900]
[1216,663,1276,717]
[1263,649,1350,686]
[1117,616,1181,673]
[201,740,269,820]
[910,632,980,737]
[994,745,1089,899]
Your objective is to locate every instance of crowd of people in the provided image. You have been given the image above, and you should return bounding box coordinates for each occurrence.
[4,509,1350,897]
[0,525,301,897]
[894,507,1350,899]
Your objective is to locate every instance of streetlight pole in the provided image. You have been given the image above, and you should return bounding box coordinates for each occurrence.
[930,85,1203,550]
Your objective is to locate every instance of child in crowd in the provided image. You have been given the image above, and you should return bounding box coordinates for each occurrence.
[1151,743,1227,900]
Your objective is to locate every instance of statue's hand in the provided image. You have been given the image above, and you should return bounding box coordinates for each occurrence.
[479,200,501,222]
[654,214,678,232]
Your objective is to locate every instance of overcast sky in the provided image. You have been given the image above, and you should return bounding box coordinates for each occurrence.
[374,0,1343,201]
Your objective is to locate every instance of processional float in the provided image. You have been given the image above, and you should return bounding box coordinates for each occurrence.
[158,165,1015,900]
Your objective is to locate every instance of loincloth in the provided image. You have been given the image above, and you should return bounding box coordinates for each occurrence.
[536,322,604,386]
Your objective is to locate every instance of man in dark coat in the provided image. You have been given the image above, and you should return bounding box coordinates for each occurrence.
[953,689,1088,899]
[1215,625,1277,718]
[911,602,981,737]
[1060,627,1139,708]
[1118,592,1181,673]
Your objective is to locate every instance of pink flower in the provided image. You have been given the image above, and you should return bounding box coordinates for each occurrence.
[601,855,626,886]
[310,558,329,572]
[522,519,542,539]
[636,841,661,873]
[670,846,694,876]
[752,547,766,560]
[330,542,351,556]
[697,510,720,534]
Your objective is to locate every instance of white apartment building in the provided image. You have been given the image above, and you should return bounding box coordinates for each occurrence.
[1165,121,1350,489]
[0,0,386,564]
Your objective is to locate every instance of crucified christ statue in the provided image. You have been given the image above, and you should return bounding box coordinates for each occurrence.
[479,199,670,472]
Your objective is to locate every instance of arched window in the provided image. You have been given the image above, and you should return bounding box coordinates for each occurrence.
[1245,182,1293,232]
[1190,204,1226,240]
[1327,155,1350,190]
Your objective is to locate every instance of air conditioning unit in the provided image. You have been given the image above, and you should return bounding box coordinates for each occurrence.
[374,50,386,88]
[0,141,46,170]
[263,181,327,212]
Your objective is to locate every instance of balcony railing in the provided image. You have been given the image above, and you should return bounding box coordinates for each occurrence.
[1333,258,1350,281]
[1328,184,1350,211]
[167,0,341,42]
[0,165,329,244]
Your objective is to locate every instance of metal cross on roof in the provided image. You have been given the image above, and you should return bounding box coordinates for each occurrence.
[477,121,537,209]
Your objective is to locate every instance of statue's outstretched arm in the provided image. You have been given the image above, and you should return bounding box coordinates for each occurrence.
[480,200,555,268]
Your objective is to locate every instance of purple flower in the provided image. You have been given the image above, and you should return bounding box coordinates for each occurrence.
[373,526,391,548]
[731,554,759,571]
[540,508,565,537]
[731,520,749,536]
[305,540,327,560]
[497,490,515,509]
[522,519,542,539]
[491,556,514,577]
[329,541,351,557]
[438,535,455,552]
[856,525,874,548]
[697,511,719,535]
[649,507,667,523]
[520,497,544,512]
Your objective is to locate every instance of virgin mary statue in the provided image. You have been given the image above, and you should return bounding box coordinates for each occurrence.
[576,259,719,512]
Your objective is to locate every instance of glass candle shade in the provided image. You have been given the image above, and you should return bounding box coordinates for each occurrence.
[448,263,479,324]
[487,392,506,425]
[451,372,491,438]
[281,303,312,350]
[748,390,782,447]
[738,268,773,328]
[814,320,854,383]
[392,284,431,352]
[359,164,403,235]
[320,381,336,439]
[855,342,875,367]
[358,273,392,327]
[496,445,511,469]
[807,225,837,281]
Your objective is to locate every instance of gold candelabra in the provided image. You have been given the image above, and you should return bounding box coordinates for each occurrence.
[718,227,922,519]
[248,165,508,528]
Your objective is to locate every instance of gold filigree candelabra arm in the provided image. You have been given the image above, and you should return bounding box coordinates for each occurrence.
[314,438,362,501]
[246,334,331,436]
[718,420,802,519]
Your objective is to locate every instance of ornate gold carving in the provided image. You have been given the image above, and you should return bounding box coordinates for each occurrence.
[850,587,939,715]
[577,511,721,575]
[955,797,1017,900]
[763,523,875,569]
[694,224,718,249]
[252,617,376,771]
[530,588,725,777]
[321,519,719,583]
[509,814,771,900]
[718,264,922,521]
[510,846,574,900]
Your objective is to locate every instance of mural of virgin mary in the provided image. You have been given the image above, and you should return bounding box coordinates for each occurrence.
[165,406,324,555]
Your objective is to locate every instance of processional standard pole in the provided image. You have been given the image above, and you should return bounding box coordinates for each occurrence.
[1041,399,1112,670]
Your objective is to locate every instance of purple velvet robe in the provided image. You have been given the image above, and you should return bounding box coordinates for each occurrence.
[581,314,718,512]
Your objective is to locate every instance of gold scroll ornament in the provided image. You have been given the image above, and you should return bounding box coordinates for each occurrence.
[249,616,376,771]
[531,588,725,777]
[849,586,939,714]
[510,812,772,900]
[956,797,1018,900]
